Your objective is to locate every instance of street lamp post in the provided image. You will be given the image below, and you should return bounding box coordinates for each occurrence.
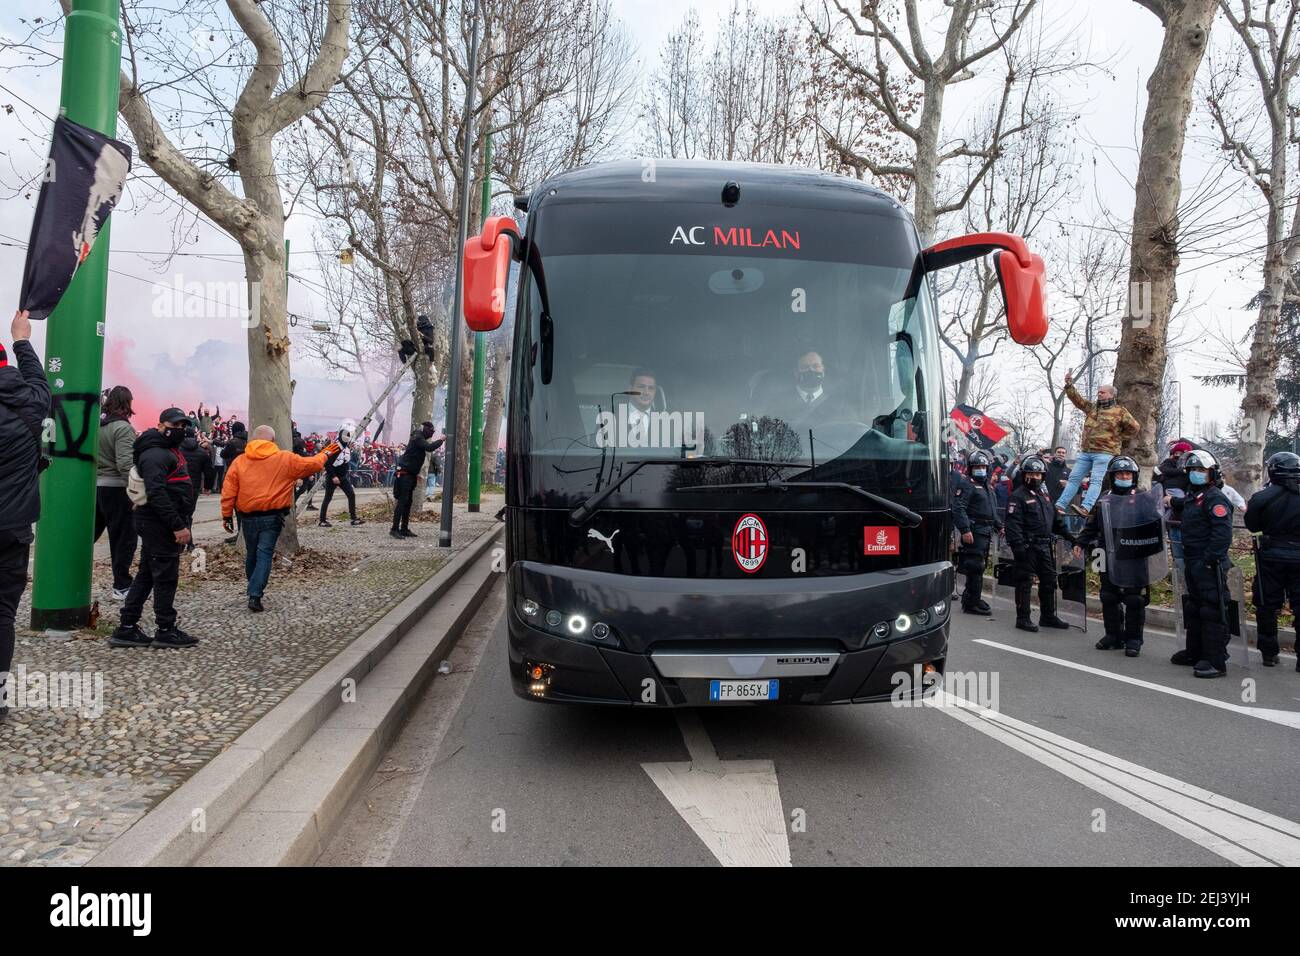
[439,0,483,548]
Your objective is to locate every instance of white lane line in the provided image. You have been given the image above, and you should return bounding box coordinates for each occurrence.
[936,692,1300,866]
[974,639,1300,730]
[641,711,791,867]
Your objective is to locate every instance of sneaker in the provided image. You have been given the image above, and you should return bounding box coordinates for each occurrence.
[110,586,130,602]
[318,520,332,528]
[108,624,152,648]
[224,536,238,545]
[305,503,318,511]
[1262,655,1278,667]
[976,599,991,612]
[400,529,417,538]
[350,518,366,526]
[1070,503,1090,517]
[248,597,264,613]
[961,603,992,616]
[1039,616,1071,630]
[1124,645,1141,658]
[1193,659,1226,679]
[1015,619,1039,633]
[1095,635,1123,650]
[151,626,199,649]
[1170,649,1197,666]
[389,528,404,539]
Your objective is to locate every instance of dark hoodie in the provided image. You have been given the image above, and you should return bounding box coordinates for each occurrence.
[0,340,52,532]
[180,433,213,494]
[134,428,195,533]
[221,424,248,467]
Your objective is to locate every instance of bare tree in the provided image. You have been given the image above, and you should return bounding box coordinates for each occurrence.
[807,0,1043,243]
[1204,0,1300,493]
[1111,0,1218,479]
[939,96,1078,405]
[50,0,354,550]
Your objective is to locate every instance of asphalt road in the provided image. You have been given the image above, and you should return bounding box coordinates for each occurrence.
[320,588,1300,867]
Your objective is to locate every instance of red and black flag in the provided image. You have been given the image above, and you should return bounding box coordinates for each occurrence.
[19,116,131,320]
[950,403,1007,451]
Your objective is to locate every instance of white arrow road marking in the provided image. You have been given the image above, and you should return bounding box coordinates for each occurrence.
[642,710,791,867]
[936,692,1300,866]
[974,639,1300,730]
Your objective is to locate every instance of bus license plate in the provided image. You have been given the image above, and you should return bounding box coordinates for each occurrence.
[709,679,779,702]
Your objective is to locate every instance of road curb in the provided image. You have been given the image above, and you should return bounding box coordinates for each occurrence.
[87,524,504,868]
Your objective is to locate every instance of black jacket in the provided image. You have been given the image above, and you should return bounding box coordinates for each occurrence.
[1045,458,1070,495]
[1175,485,1233,565]
[1152,457,1190,497]
[134,429,195,532]
[0,341,52,532]
[181,436,213,491]
[1243,484,1300,562]
[396,432,444,474]
[951,473,1002,536]
[221,432,247,467]
[1004,483,1065,555]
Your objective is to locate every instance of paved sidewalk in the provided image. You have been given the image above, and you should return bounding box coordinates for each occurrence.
[0,495,502,866]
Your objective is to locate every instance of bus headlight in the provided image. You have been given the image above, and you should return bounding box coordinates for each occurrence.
[566,614,588,635]
[894,613,913,634]
[521,599,539,618]
[545,610,562,628]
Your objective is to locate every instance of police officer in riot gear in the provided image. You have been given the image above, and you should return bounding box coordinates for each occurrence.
[1075,456,1150,657]
[1004,455,1071,632]
[1243,451,1300,670]
[1171,450,1235,677]
[952,449,1003,615]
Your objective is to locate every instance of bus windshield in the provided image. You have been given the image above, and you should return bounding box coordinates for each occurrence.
[514,203,946,511]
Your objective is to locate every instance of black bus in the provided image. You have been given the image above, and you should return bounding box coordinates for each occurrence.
[463,160,1048,706]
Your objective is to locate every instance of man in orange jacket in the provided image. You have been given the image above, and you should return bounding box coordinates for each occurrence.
[221,425,339,611]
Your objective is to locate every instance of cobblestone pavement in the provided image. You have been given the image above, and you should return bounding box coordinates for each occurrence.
[0,494,503,866]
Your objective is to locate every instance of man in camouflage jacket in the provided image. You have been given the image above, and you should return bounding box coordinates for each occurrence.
[1055,371,1139,516]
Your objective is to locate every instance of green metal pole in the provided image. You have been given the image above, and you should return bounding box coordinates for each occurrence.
[467,134,491,512]
[31,0,122,631]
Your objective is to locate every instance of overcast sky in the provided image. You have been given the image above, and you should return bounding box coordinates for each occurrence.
[0,0,1262,440]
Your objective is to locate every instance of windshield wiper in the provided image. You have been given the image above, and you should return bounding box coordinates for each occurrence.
[566,457,800,526]
[673,478,923,528]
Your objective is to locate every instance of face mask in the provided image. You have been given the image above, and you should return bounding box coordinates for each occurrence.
[162,426,185,448]
[972,468,986,479]
[798,370,824,390]
[1025,476,1042,487]
[1188,471,1208,486]
[1114,478,1133,489]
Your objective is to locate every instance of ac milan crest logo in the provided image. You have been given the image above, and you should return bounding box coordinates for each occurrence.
[732,513,768,573]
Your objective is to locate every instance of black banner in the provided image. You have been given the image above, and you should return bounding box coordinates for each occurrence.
[19,116,131,320]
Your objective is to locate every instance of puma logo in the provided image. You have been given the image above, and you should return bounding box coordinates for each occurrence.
[588,528,619,553]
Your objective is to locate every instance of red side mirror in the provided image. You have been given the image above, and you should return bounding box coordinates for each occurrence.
[921,231,1049,346]
[994,249,1048,346]
[464,215,519,332]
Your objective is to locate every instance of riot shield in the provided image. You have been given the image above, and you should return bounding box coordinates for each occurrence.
[1055,536,1089,631]
[992,534,1018,613]
[1226,562,1248,667]
[1099,489,1169,589]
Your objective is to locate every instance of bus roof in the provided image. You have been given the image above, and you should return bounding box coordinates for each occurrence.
[529,159,910,219]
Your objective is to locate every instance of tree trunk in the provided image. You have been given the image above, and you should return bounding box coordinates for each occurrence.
[911,81,945,246]
[408,353,435,513]
[480,335,509,485]
[1112,0,1216,480]
[452,323,474,500]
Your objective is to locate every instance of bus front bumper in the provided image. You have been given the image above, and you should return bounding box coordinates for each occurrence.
[505,561,951,706]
